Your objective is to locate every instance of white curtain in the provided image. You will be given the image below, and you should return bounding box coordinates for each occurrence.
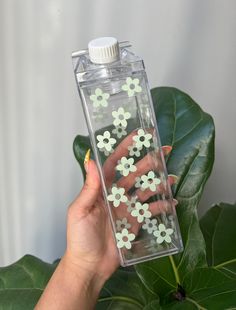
[0,0,236,266]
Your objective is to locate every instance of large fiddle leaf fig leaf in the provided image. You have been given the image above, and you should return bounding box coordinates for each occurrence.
[73,134,91,178]
[200,202,236,278]
[0,255,56,309]
[96,268,158,310]
[97,263,236,309]
[171,267,236,310]
[182,267,236,309]
[142,202,236,309]
[162,268,236,309]
[73,87,215,299]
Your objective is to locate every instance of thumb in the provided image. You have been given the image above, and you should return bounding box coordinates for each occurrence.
[73,155,101,212]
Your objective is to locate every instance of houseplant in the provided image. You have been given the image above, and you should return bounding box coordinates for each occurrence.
[0,87,236,309]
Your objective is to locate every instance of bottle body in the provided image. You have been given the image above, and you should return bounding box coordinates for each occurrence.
[72,42,183,266]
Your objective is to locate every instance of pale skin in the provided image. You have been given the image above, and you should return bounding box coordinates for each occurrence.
[36,139,177,310]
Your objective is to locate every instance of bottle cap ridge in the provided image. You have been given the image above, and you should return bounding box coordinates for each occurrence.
[88,37,119,64]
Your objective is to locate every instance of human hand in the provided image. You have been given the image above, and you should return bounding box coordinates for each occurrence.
[64,135,178,283]
[65,157,119,282]
[36,136,178,310]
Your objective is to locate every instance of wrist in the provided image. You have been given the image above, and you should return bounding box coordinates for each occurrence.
[61,252,106,296]
[36,253,105,310]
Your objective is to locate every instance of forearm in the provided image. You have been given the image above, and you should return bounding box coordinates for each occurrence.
[35,254,105,310]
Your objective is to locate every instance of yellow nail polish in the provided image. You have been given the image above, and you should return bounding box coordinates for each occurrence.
[84,149,91,171]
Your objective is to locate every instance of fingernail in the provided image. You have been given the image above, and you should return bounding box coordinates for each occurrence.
[84,149,91,173]
[173,199,178,206]
[168,174,179,183]
[162,145,173,155]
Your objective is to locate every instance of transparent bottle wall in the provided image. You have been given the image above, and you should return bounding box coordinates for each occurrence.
[75,54,183,266]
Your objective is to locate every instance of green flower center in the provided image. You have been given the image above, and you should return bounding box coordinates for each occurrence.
[160,231,166,237]
[148,178,153,184]
[97,95,103,101]
[124,163,130,169]
[129,83,135,90]
[103,138,109,144]
[139,136,145,142]
[148,223,153,228]
[119,114,124,120]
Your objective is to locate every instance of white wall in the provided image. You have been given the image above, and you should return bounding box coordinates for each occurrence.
[0,0,235,266]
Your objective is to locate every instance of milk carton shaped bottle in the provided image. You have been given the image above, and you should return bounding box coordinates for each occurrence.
[72,37,183,266]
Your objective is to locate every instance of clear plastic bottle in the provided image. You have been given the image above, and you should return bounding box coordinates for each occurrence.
[72,37,183,266]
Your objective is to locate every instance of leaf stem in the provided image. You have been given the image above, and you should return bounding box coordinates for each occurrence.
[214,258,236,269]
[98,296,143,308]
[169,255,181,285]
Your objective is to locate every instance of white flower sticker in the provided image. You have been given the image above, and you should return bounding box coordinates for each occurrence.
[97,131,116,153]
[112,125,127,139]
[124,102,137,114]
[140,171,161,192]
[153,223,174,244]
[167,214,174,223]
[92,110,104,122]
[116,218,131,231]
[149,141,155,149]
[107,186,128,207]
[148,239,158,251]
[100,147,114,157]
[112,107,131,128]
[91,110,109,122]
[128,144,142,157]
[90,88,110,108]
[121,77,142,97]
[126,196,137,213]
[116,228,135,249]
[131,202,151,223]
[142,218,158,234]
[133,129,152,149]
[116,157,137,177]
[134,176,145,191]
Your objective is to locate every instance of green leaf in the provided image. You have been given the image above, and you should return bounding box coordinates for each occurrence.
[162,301,198,310]
[96,268,157,309]
[143,299,161,309]
[135,88,214,297]
[200,202,236,278]
[160,267,236,309]
[0,290,42,310]
[182,267,236,310]
[73,134,92,179]
[0,255,56,309]
[160,204,236,309]
[98,265,236,310]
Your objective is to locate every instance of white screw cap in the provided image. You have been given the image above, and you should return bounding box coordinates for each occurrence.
[88,37,119,64]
